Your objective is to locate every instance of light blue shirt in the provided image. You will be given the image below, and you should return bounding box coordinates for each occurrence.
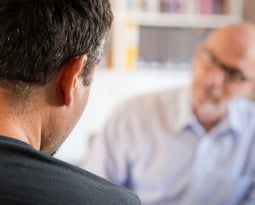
[83,86,255,205]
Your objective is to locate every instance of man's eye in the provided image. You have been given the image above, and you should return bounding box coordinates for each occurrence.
[225,68,244,81]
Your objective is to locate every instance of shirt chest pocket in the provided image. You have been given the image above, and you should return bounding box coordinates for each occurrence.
[181,173,254,205]
[224,175,254,205]
[204,174,254,205]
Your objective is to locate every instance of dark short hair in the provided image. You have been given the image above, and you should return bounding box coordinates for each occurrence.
[0,0,113,87]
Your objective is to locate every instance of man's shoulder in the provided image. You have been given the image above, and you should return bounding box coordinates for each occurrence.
[104,86,191,138]
[54,159,141,205]
[115,85,190,115]
[66,164,141,205]
[0,136,141,205]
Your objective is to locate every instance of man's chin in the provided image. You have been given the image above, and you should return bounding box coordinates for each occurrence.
[195,102,227,123]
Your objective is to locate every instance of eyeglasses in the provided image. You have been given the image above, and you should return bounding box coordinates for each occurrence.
[198,47,248,83]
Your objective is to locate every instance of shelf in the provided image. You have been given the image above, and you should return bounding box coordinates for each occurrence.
[114,12,242,28]
[109,0,243,69]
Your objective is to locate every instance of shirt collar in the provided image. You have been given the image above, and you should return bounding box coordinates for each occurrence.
[226,98,247,136]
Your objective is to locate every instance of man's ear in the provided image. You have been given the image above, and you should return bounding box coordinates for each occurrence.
[59,55,87,106]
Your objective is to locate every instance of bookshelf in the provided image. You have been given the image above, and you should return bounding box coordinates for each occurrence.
[109,0,243,70]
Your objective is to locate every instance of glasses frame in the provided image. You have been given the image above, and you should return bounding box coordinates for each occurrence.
[198,47,248,83]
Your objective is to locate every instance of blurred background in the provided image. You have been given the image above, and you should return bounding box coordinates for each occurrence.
[55,0,255,166]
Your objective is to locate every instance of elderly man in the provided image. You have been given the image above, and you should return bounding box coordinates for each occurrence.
[0,0,141,205]
[84,23,255,205]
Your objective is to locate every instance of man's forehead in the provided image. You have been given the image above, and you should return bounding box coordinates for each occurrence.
[206,24,255,50]
[205,31,255,61]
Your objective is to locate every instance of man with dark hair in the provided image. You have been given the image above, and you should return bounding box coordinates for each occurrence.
[0,0,140,204]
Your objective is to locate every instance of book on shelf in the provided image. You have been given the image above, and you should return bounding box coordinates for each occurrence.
[200,0,229,15]
[200,0,213,14]
[125,21,140,70]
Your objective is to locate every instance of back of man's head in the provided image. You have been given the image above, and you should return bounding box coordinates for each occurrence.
[0,0,113,92]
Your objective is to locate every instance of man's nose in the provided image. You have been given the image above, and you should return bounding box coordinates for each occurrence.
[207,67,226,87]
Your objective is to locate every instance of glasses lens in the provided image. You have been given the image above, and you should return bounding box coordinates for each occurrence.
[222,66,245,82]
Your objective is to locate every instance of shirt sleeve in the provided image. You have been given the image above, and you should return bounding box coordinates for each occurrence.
[82,105,132,187]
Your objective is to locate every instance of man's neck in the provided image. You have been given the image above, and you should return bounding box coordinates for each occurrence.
[194,108,225,133]
[0,108,41,150]
[201,119,221,132]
